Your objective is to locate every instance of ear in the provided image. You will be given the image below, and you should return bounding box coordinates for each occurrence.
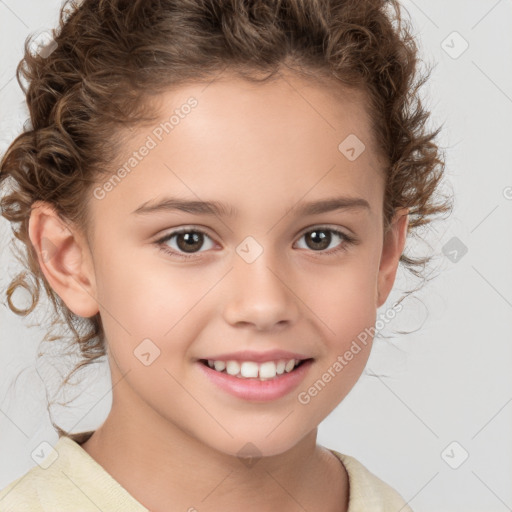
[28,201,99,318]
[376,207,409,308]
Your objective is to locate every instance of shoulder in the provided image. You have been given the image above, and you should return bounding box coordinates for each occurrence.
[328,449,414,512]
[0,434,148,512]
[0,438,74,512]
[0,466,45,512]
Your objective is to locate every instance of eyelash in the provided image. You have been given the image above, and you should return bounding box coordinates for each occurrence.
[155,226,357,261]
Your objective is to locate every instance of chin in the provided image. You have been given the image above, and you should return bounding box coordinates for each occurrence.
[204,427,312,461]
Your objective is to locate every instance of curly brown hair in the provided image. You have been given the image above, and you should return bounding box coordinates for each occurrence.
[0,0,451,435]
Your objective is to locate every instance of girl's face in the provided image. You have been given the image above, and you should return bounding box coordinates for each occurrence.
[45,71,407,457]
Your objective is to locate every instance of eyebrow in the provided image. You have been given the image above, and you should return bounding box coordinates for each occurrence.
[131,195,371,218]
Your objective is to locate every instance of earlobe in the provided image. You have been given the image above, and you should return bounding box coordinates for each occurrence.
[28,201,99,318]
[376,208,409,308]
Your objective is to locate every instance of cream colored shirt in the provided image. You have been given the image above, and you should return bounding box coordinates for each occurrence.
[0,435,413,511]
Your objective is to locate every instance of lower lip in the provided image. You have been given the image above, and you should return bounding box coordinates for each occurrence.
[196,359,314,401]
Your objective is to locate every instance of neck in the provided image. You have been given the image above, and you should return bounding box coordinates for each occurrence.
[81,398,348,512]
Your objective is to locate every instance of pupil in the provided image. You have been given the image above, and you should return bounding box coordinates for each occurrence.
[309,230,329,250]
[178,232,202,252]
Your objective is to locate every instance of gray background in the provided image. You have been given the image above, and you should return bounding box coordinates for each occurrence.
[1,1,511,511]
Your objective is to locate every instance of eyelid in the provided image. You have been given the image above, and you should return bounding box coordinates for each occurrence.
[154,225,217,250]
[154,224,215,243]
[296,223,353,238]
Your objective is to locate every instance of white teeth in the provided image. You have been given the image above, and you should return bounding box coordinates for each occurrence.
[226,360,240,376]
[259,361,277,379]
[276,361,286,375]
[206,358,303,380]
[213,360,226,372]
[285,359,296,373]
[240,362,259,378]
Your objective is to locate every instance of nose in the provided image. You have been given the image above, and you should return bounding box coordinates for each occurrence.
[222,249,300,332]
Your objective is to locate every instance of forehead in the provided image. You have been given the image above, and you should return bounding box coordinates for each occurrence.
[89,70,385,225]
[153,70,378,155]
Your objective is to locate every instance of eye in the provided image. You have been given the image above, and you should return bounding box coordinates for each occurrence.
[154,225,357,260]
[155,227,215,260]
[295,226,356,256]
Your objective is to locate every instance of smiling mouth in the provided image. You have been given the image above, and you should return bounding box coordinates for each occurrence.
[199,358,313,380]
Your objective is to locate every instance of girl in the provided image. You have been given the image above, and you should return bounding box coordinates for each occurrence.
[0,0,451,510]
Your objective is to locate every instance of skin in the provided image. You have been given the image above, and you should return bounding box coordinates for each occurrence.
[28,69,408,512]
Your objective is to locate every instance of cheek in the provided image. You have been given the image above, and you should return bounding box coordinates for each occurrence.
[93,252,218,378]
[297,284,376,426]
[94,247,206,332]
[303,255,378,394]
[308,255,379,335]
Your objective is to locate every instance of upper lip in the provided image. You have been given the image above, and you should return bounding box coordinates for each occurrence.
[200,350,312,363]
